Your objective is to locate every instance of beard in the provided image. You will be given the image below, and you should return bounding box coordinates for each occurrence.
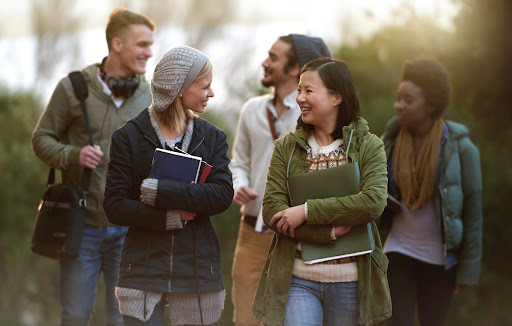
[261,78,273,88]
[261,67,274,88]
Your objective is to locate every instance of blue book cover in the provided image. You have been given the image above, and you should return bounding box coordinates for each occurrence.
[149,148,202,183]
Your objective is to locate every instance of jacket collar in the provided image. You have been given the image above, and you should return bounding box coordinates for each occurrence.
[129,108,211,155]
[81,62,149,104]
[292,118,370,162]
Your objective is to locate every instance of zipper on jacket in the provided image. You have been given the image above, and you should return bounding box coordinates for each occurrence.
[438,133,455,257]
[143,240,151,320]
[188,137,205,155]
[126,256,133,272]
[168,232,175,292]
[437,181,448,257]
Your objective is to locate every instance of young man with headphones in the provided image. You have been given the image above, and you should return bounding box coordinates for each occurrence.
[31,8,155,326]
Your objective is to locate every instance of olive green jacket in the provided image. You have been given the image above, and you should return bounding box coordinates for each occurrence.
[31,63,151,227]
[253,118,392,326]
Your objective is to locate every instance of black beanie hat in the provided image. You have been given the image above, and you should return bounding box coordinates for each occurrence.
[289,34,331,68]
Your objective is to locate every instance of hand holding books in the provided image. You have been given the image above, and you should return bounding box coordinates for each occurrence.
[147,148,212,226]
[269,204,306,238]
[286,162,375,264]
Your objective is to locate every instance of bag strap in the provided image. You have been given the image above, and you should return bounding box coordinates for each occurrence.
[69,71,94,195]
[46,72,93,199]
[266,107,278,141]
[69,71,93,146]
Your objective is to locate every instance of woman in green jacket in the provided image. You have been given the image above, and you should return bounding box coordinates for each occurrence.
[381,57,483,326]
[253,57,391,326]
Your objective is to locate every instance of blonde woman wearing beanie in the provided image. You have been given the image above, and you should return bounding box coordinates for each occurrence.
[104,46,234,325]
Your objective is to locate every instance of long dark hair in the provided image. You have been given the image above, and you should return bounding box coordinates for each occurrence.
[297,57,360,140]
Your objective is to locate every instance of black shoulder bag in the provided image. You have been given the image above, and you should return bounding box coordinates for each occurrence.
[31,71,93,260]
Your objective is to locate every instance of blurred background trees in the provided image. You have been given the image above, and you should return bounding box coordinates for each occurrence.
[1,0,510,324]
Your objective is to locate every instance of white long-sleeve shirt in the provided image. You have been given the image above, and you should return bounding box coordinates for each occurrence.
[230,90,300,216]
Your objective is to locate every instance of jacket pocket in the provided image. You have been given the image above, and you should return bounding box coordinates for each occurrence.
[371,247,388,274]
[362,248,392,324]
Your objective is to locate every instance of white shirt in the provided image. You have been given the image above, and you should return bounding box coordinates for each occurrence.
[96,74,124,108]
[384,199,445,265]
[230,89,300,216]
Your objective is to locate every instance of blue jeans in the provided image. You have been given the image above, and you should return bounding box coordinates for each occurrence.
[283,276,359,326]
[59,224,127,326]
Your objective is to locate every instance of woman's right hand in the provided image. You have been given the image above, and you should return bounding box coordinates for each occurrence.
[334,225,352,237]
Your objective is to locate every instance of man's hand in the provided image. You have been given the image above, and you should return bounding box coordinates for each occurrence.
[233,186,259,206]
[79,145,103,169]
[269,204,306,238]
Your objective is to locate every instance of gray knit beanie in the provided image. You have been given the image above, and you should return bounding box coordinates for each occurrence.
[151,46,209,112]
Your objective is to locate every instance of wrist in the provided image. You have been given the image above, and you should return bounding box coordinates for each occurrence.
[141,178,158,206]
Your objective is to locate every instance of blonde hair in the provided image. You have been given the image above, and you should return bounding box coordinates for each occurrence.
[156,59,213,133]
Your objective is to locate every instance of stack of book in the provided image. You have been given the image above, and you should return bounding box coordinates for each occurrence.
[149,148,212,184]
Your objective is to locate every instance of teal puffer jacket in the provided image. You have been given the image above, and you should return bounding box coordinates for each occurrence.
[253,118,392,326]
[381,117,483,286]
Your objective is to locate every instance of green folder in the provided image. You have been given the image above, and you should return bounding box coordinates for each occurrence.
[287,162,375,264]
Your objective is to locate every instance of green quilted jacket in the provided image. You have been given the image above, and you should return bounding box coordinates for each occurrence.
[381,117,483,285]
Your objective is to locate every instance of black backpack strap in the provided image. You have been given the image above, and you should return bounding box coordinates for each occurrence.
[69,71,93,146]
[68,71,93,198]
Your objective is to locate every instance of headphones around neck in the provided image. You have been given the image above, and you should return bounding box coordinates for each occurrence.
[99,57,139,99]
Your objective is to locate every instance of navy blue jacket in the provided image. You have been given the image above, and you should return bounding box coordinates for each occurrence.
[104,108,233,293]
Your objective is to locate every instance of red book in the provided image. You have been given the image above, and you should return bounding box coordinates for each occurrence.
[199,161,212,184]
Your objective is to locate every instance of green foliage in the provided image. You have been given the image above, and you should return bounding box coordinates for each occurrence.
[447,1,512,324]
[0,88,62,325]
[199,109,236,149]
[335,12,456,136]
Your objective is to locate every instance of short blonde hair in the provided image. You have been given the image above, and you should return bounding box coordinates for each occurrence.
[105,8,155,51]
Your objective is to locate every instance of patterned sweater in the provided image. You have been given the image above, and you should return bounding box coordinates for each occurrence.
[292,135,358,283]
